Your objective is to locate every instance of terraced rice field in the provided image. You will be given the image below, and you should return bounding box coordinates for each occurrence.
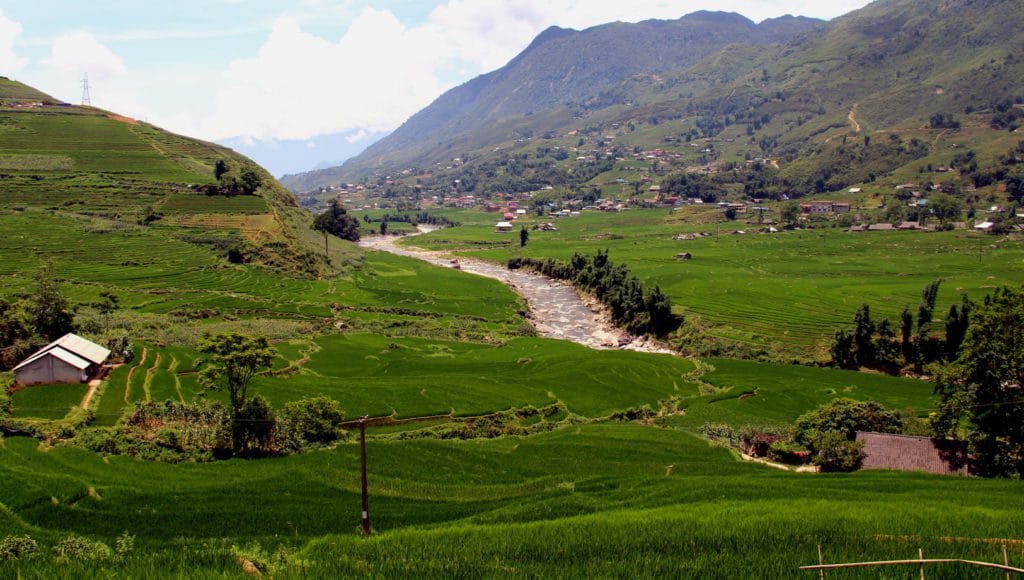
[409,209,1024,359]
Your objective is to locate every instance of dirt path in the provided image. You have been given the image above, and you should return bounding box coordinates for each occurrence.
[79,378,104,409]
[848,103,862,133]
[359,229,674,355]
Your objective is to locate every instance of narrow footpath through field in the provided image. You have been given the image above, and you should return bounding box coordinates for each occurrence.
[359,228,673,355]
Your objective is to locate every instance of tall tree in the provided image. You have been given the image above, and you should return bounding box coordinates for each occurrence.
[313,199,361,242]
[29,265,75,341]
[199,333,275,416]
[519,225,529,247]
[933,286,1024,477]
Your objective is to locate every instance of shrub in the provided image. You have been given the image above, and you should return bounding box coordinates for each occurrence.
[811,431,864,472]
[114,530,134,561]
[739,425,790,457]
[278,396,348,450]
[767,440,811,464]
[52,535,112,563]
[0,534,39,560]
[794,398,902,445]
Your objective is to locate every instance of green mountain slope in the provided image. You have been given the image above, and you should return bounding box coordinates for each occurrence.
[0,82,347,276]
[282,11,824,192]
[284,0,1024,200]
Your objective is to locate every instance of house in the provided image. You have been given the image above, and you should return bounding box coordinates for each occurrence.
[856,432,968,476]
[868,223,895,231]
[13,333,110,386]
[495,221,513,232]
[848,224,868,232]
[898,221,920,230]
[974,221,994,231]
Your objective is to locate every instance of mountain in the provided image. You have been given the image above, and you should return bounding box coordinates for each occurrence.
[280,11,824,192]
[0,79,349,276]
[283,0,1024,202]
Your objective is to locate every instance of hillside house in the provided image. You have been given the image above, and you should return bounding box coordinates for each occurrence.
[495,221,513,232]
[856,432,968,476]
[13,333,110,386]
[800,201,850,214]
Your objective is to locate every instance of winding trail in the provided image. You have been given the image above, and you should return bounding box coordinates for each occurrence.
[359,228,673,355]
[848,103,862,133]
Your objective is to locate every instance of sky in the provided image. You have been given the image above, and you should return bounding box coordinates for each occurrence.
[0,1,872,175]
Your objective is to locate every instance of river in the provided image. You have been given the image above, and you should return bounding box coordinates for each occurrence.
[359,228,674,355]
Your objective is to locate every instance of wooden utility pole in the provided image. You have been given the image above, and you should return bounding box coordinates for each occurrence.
[359,415,371,536]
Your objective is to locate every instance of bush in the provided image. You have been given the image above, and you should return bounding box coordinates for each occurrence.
[794,398,901,445]
[52,535,112,563]
[767,440,811,464]
[0,534,39,560]
[278,396,348,450]
[739,425,790,457]
[811,431,864,472]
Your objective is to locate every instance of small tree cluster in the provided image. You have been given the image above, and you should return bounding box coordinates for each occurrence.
[933,285,1024,477]
[210,160,262,196]
[0,265,77,369]
[831,280,971,373]
[791,399,902,472]
[508,250,681,337]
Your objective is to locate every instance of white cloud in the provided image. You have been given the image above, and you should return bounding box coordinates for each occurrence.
[44,31,126,79]
[0,9,28,73]
[194,0,872,144]
[199,10,449,141]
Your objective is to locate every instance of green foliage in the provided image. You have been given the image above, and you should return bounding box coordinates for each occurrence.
[198,333,275,415]
[313,199,361,242]
[794,398,902,445]
[519,225,529,247]
[811,431,864,472]
[52,535,112,563]
[278,395,348,449]
[234,394,277,455]
[508,250,681,337]
[934,285,1024,477]
[29,264,75,342]
[0,535,38,560]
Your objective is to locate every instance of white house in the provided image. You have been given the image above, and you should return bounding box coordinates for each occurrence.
[495,221,514,232]
[13,333,110,386]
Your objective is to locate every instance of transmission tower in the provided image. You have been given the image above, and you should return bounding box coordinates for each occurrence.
[80,73,91,106]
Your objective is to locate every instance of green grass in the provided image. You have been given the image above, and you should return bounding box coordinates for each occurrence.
[10,384,89,419]
[0,425,1020,577]
[408,209,1024,359]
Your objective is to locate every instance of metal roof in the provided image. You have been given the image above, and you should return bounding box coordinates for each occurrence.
[12,333,110,372]
[13,346,90,371]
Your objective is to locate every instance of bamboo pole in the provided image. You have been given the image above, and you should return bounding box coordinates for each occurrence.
[800,558,1024,574]
[1005,545,1011,580]
[817,544,825,580]
[919,548,925,580]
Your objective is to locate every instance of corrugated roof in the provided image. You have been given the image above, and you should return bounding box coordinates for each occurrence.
[13,346,90,371]
[13,333,110,372]
[50,333,110,364]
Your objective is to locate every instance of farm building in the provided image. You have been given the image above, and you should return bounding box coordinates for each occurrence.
[495,221,513,232]
[856,432,969,476]
[13,333,110,386]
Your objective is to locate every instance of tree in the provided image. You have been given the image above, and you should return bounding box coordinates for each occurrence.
[213,160,228,180]
[29,266,75,342]
[313,199,360,242]
[723,206,737,220]
[199,333,275,416]
[928,192,962,223]
[233,394,276,455]
[239,168,262,195]
[794,398,902,445]
[92,291,119,332]
[779,201,800,226]
[278,396,348,449]
[933,285,1024,477]
[519,225,529,247]
[852,304,876,367]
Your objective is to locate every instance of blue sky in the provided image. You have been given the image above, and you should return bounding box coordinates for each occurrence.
[0,1,871,175]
